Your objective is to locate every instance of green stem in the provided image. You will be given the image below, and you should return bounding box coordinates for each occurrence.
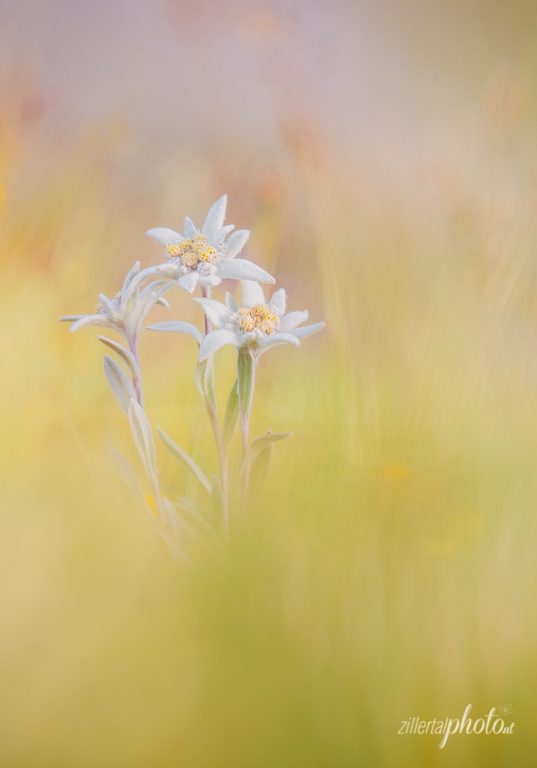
[199,284,229,533]
[237,347,256,506]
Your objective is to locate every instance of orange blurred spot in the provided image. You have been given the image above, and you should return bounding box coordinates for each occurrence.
[234,6,287,45]
[381,462,413,483]
[486,68,527,129]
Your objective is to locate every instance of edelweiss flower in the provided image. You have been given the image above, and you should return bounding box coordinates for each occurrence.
[60,261,170,339]
[195,281,325,361]
[145,195,275,293]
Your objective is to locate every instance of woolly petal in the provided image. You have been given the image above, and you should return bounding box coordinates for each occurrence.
[290,321,325,339]
[279,310,309,331]
[225,291,238,312]
[145,227,184,246]
[218,258,275,284]
[156,263,181,280]
[240,280,265,308]
[194,298,229,328]
[183,216,198,238]
[139,282,173,320]
[199,272,222,288]
[122,261,141,293]
[269,288,286,316]
[147,321,203,344]
[225,229,250,259]
[202,195,228,240]
[126,266,165,296]
[98,293,116,317]
[139,279,170,302]
[199,329,239,361]
[257,332,300,350]
[178,271,200,294]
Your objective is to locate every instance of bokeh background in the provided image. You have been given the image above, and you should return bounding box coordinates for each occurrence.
[2,0,537,765]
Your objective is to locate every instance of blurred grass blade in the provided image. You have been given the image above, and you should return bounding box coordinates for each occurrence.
[176,496,217,539]
[210,475,224,529]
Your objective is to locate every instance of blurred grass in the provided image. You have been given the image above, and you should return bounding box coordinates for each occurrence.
[2,7,537,766]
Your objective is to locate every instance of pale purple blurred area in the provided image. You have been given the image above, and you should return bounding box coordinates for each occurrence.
[3,0,536,192]
[2,0,537,292]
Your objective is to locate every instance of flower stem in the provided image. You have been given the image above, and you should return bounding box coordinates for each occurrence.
[199,284,229,533]
[202,284,212,335]
[128,334,144,408]
[238,347,255,455]
[237,347,256,507]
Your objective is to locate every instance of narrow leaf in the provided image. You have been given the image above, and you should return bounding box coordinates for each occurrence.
[158,428,211,494]
[103,355,135,413]
[176,496,217,538]
[248,431,291,464]
[128,399,158,491]
[99,336,138,375]
[147,321,203,344]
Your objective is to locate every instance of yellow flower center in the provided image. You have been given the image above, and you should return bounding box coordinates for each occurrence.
[237,304,279,335]
[167,234,218,269]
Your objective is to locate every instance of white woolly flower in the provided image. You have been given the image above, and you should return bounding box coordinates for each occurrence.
[60,261,170,339]
[195,280,325,361]
[145,194,275,293]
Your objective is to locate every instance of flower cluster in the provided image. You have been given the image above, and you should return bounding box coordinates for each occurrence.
[62,195,324,554]
[195,281,324,360]
[145,195,273,293]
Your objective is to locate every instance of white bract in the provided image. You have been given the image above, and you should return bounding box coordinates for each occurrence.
[145,195,275,293]
[195,280,325,361]
[60,261,170,340]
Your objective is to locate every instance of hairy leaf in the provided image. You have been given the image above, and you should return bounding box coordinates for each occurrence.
[158,428,211,494]
[103,355,134,413]
[248,431,291,464]
[195,358,216,412]
[128,399,158,494]
[147,321,202,344]
[99,336,138,375]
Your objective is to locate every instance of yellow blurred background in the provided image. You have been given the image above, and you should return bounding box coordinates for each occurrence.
[1,1,537,765]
